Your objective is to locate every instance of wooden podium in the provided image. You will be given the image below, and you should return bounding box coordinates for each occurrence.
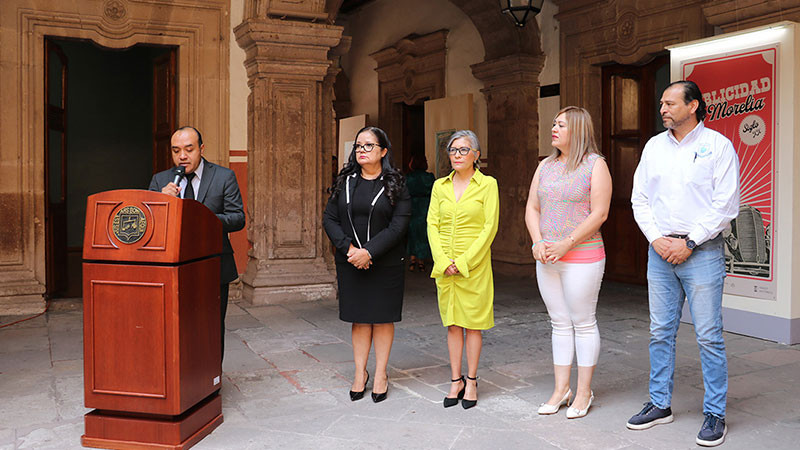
[81,190,224,449]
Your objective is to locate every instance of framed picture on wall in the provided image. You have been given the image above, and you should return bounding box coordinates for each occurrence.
[435,129,455,178]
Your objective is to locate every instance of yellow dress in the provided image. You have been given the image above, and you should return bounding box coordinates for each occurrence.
[427,169,499,330]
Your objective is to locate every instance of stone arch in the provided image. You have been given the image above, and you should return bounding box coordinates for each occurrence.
[448,0,543,60]
[247,0,544,61]
[328,0,543,60]
[0,0,230,313]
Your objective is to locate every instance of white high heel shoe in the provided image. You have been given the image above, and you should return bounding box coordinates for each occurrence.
[566,391,594,419]
[537,389,571,415]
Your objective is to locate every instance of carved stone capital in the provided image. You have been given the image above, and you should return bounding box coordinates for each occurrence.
[329,35,352,61]
[471,54,545,93]
[234,19,343,82]
[243,0,331,22]
[326,35,352,79]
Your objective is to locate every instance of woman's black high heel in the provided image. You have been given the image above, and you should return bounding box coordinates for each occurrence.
[443,375,466,408]
[349,370,369,401]
[371,375,389,403]
[462,375,478,410]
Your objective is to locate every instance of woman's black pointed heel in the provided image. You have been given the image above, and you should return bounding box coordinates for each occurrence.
[443,375,466,408]
[371,374,389,403]
[462,375,478,409]
[349,370,369,401]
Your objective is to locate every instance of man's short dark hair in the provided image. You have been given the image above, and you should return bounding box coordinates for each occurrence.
[177,126,203,146]
[666,80,707,122]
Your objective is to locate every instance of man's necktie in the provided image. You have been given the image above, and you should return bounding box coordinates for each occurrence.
[184,172,196,200]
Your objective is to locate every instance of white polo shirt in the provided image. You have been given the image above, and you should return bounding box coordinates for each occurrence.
[631,121,740,245]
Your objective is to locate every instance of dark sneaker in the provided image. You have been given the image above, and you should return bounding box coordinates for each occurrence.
[696,413,727,447]
[626,401,674,430]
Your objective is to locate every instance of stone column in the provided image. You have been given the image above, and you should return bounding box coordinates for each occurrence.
[235,19,342,304]
[472,54,545,275]
[320,37,351,269]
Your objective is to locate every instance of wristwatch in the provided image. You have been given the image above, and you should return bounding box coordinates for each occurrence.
[685,238,697,250]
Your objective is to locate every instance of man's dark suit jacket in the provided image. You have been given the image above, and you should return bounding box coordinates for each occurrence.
[149,158,245,284]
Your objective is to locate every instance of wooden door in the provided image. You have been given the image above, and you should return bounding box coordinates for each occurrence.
[153,50,177,174]
[45,40,68,298]
[601,55,668,284]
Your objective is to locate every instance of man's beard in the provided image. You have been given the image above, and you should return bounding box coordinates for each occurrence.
[662,115,688,130]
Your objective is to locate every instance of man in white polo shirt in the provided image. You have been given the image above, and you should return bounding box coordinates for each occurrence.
[628,81,740,447]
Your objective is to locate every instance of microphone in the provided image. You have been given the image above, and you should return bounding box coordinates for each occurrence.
[172,166,186,186]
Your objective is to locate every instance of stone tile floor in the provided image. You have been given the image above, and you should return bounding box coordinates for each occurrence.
[1,272,799,449]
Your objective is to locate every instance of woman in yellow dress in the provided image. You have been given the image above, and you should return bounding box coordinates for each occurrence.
[427,130,499,410]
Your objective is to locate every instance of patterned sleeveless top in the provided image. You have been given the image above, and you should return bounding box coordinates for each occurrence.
[537,153,605,263]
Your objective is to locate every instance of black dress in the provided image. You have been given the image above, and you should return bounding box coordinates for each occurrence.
[322,173,411,323]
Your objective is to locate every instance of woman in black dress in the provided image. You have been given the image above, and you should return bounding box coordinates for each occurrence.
[323,126,411,403]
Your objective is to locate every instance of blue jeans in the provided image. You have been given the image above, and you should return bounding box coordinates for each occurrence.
[647,235,727,418]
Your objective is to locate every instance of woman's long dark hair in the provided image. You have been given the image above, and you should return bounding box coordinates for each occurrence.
[331,126,405,205]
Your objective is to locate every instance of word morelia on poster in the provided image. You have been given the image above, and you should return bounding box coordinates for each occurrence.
[703,77,769,122]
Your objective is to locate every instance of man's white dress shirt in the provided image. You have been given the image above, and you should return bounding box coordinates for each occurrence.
[180,159,204,200]
[631,121,740,245]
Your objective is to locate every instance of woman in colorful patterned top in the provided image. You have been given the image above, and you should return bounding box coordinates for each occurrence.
[525,106,612,419]
[428,130,499,410]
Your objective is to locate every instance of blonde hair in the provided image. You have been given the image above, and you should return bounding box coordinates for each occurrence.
[544,106,600,172]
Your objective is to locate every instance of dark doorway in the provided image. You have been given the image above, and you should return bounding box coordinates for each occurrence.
[44,38,177,299]
[601,55,669,285]
[401,103,425,173]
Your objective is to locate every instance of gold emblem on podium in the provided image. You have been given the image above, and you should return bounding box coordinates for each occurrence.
[112,206,147,244]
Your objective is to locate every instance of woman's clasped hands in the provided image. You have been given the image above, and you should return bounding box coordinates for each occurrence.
[444,258,460,276]
[347,244,372,270]
[532,239,572,264]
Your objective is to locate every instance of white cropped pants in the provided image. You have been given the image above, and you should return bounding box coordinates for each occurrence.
[535,259,605,367]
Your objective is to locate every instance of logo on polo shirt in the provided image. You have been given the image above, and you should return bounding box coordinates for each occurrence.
[696,144,712,159]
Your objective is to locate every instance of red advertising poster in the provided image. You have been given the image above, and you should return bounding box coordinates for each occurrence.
[682,47,776,299]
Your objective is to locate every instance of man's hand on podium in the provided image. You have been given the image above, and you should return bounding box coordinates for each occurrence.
[162,182,181,197]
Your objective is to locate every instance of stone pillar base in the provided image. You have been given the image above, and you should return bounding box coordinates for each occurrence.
[242,283,336,305]
[0,293,46,315]
[241,259,336,305]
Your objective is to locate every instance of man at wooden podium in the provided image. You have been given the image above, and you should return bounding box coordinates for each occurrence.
[149,126,245,363]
